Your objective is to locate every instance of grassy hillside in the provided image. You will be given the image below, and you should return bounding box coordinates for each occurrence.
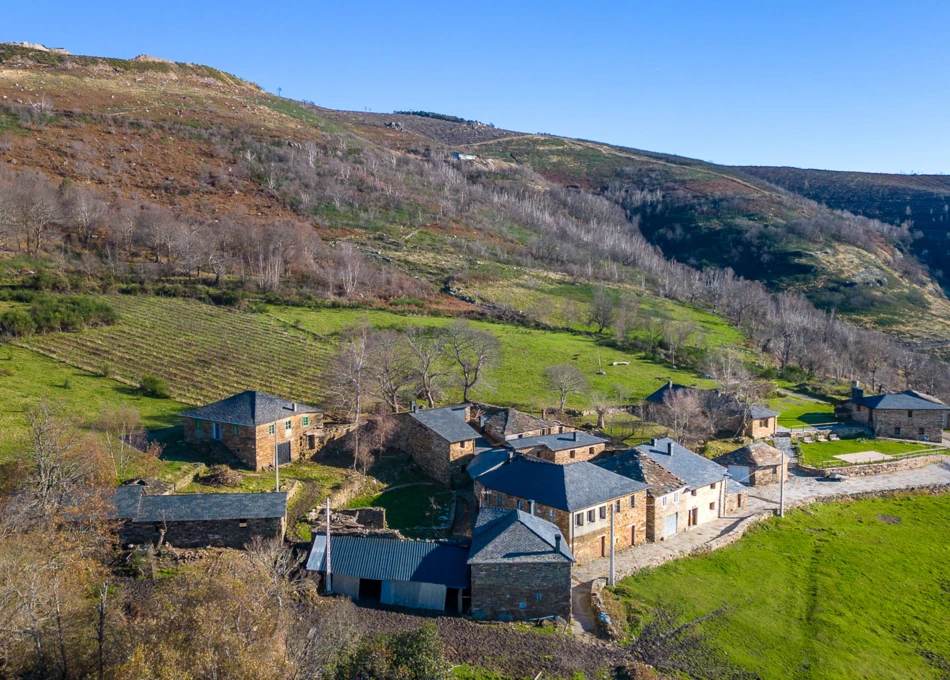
[611,493,950,680]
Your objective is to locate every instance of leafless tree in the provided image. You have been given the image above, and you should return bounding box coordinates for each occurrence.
[98,405,141,482]
[405,326,448,407]
[368,331,414,412]
[587,286,616,333]
[612,294,640,347]
[324,325,371,470]
[544,364,590,412]
[662,321,697,368]
[653,390,711,447]
[444,320,501,402]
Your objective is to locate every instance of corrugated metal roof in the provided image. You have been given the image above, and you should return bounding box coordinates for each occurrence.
[468,508,573,564]
[133,492,287,521]
[477,457,648,511]
[507,430,606,452]
[306,535,469,589]
[182,391,322,427]
[409,405,479,443]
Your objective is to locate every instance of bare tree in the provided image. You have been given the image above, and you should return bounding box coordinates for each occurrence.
[324,325,371,470]
[544,364,590,413]
[653,390,710,447]
[98,405,141,482]
[612,294,640,347]
[662,321,697,368]
[368,331,413,412]
[444,320,501,402]
[405,326,448,407]
[587,286,616,333]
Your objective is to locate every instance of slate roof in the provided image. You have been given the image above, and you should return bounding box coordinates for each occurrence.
[467,447,511,480]
[714,442,784,468]
[409,405,479,443]
[478,405,560,439]
[726,479,750,495]
[182,390,322,427]
[306,535,469,589]
[644,382,702,404]
[596,450,687,496]
[506,431,607,452]
[468,508,573,564]
[748,405,780,419]
[850,390,950,411]
[112,485,144,519]
[131,492,287,522]
[477,457,647,511]
[634,438,728,489]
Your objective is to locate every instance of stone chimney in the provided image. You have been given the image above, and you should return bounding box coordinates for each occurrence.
[851,380,864,402]
[529,499,535,515]
[554,534,561,553]
[411,401,418,413]
[572,430,577,441]
[651,437,658,447]
[667,441,675,455]
[668,379,673,388]
[292,403,297,412]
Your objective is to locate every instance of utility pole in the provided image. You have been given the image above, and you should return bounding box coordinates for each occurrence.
[609,503,616,586]
[274,429,280,492]
[325,497,332,594]
[779,446,786,518]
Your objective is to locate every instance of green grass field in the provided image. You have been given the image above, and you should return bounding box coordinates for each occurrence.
[798,437,944,467]
[347,484,453,537]
[770,395,836,427]
[611,493,950,679]
[0,345,185,460]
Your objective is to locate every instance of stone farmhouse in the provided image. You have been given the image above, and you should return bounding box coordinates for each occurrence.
[645,381,778,439]
[182,391,324,470]
[597,438,729,541]
[476,405,568,444]
[714,441,787,487]
[506,430,607,464]
[473,456,649,562]
[468,508,574,621]
[845,382,949,442]
[391,404,480,486]
[113,485,287,549]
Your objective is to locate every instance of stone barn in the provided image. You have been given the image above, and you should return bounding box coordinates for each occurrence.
[113,486,287,548]
[391,404,480,486]
[713,441,787,487]
[846,383,949,442]
[468,508,574,621]
[182,391,324,470]
[306,535,470,612]
[506,430,607,464]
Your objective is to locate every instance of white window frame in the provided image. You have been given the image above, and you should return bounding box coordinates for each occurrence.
[661,495,668,508]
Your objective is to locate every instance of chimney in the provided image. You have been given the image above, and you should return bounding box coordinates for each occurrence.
[479,415,486,431]
[851,380,863,402]
[668,380,673,388]
[650,437,658,447]
[411,401,417,413]
[554,534,561,553]
[572,430,577,441]
[292,403,297,412]
[667,441,675,455]
[529,499,536,515]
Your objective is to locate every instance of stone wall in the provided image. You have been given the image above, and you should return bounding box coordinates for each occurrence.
[745,416,777,439]
[470,562,572,621]
[590,578,624,640]
[797,454,949,478]
[120,516,285,549]
[852,406,946,442]
[390,415,475,486]
[646,482,723,541]
[522,442,605,465]
[751,462,787,486]
[724,490,747,515]
[184,414,323,470]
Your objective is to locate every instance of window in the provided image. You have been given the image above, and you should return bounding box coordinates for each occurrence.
[908,410,914,418]
[496,493,503,507]
[535,593,543,600]
[599,506,607,520]
[231,424,239,437]
[268,423,276,435]
[661,496,668,508]
[710,484,716,490]
[894,426,901,436]
[673,492,680,503]
[709,502,715,511]
[615,499,621,513]
[239,519,248,528]
[630,495,636,508]
[856,405,862,412]
[519,602,527,610]
[195,419,203,432]
[589,447,595,456]
[302,416,310,427]
[587,509,596,523]
[691,489,697,497]
[919,427,925,436]
[285,419,292,432]
[569,450,576,459]
[575,513,584,526]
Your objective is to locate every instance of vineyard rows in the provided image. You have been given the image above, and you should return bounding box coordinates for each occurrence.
[25,296,332,405]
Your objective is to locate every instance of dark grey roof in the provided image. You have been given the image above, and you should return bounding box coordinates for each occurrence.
[409,405,479,443]
[132,492,287,522]
[506,431,606,452]
[748,405,780,419]
[306,535,469,588]
[714,442,784,468]
[477,457,647,512]
[467,447,511,479]
[634,438,728,489]
[850,390,950,411]
[645,382,704,404]
[182,391,322,427]
[112,485,144,519]
[596,451,686,496]
[478,405,560,438]
[468,508,573,564]
[726,479,749,495]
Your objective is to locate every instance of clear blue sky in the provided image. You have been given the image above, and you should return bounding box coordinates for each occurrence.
[4,1,948,173]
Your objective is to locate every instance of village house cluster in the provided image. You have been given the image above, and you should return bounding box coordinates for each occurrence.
[106,381,949,624]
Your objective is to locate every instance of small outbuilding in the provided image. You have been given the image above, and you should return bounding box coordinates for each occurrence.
[306,535,470,612]
[713,441,787,487]
[745,405,780,439]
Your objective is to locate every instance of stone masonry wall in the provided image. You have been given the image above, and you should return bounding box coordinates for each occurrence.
[745,417,777,439]
[470,562,572,621]
[852,407,946,442]
[391,415,454,485]
[646,482,723,541]
[522,442,605,465]
[797,454,948,478]
[120,516,285,549]
[184,414,322,470]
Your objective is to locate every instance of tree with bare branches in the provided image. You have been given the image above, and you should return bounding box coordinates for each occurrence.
[444,320,501,402]
[405,326,448,407]
[544,364,590,413]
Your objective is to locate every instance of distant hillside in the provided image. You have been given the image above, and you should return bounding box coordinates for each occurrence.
[735,166,950,288]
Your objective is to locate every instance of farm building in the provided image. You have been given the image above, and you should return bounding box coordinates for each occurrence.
[468,508,574,621]
[714,441,787,487]
[645,381,777,438]
[474,456,648,562]
[306,535,470,612]
[474,404,568,444]
[598,438,728,541]
[113,485,287,548]
[391,404,480,486]
[745,405,780,439]
[845,382,949,442]
[182,390,324,470]
[505,430,607,464]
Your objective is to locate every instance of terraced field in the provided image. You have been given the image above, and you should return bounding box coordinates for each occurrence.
[23,296,332,405]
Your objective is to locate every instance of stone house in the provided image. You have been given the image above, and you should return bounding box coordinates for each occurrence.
[182,391,324,470]
[474,456,648,563]
[474,405,569,445]
[846,383,949,442]
[306,535,470,612]
[713,441,787,487]
[113,485,287,549]
[744,406,780,439]
[468,508,574,621]
[391,404,480,486]
[597,438,728,541]
[506,430,607,464]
